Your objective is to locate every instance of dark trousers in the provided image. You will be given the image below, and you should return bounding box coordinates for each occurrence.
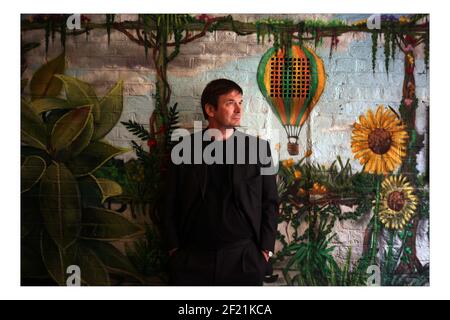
[169,239,267,286]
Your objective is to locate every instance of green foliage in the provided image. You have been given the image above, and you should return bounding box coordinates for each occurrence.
[255,19,294,50]
[125,224,169,282]
[21,53,143,285]
[121,99,180,204]
[121,120,151,141]
[166,103,180,149]
[139,14,192,61]
[283,204,340,286]
[371,32,379,73]
[105,14,115,45]
[276,155,428,286]
[30,52,65,100]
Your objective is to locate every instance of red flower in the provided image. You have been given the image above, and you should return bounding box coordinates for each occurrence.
[403,98,413,107]
[404,35,417,46]
[156,125,167,134]
[147,138,157,148]
[196,14,214,23]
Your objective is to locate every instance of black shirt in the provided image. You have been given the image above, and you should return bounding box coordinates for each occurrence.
[188,135,254,250]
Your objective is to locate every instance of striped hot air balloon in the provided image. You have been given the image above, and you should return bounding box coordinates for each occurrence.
[257,43,326,155]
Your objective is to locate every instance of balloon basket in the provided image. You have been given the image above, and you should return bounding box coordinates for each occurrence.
[287,142,300,156]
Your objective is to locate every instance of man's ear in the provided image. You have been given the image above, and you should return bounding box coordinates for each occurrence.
[205,103,216,118]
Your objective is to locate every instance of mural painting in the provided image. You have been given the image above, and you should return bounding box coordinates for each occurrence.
[20,14,429,286]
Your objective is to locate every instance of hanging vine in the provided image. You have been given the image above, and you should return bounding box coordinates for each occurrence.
[255,18,294,51]
[371,31,379,73]
[106,14,115,45]
[384,29,391,75]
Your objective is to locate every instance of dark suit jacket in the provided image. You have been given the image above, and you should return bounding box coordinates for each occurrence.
[163,129,279,252]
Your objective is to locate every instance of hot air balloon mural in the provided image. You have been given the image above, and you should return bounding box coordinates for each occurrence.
[257,43,326,155]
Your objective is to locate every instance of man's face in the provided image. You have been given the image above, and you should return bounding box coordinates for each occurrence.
[206,90,243,128]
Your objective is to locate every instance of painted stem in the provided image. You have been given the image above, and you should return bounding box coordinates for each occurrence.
[369,176,382,265]
[385,230,396,275]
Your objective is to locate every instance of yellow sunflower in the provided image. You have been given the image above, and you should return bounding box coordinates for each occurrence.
[351,105,408,175]
[378,175,418,230]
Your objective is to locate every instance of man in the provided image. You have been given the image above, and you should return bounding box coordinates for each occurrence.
[163,79,279,285]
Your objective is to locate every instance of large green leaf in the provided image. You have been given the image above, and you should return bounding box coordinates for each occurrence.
[67,140,129,177]
[78,174,122,207]
[21,156,46,193]
[41,232,110,286]
[21,147,51,166]
[78,174,103,207]
[21,98,48,150]
[81,240,143,283]
[68,113,94,158]
[80,207,144,241]
[21,238,49,280]
[31,97,73,114]
[30,52,65,100]
[44,109,70,135]
[21,194,39,239]
[49,106,92,154]
[55,75,100,121]
[96,177,123,203]
[93,80,124,141]
[21,178,43,240]
[40,230,66,285]
[77,245,110,286]
[39,162,82,249]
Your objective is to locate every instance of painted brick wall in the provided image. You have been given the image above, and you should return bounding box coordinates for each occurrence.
[22,14,429,278]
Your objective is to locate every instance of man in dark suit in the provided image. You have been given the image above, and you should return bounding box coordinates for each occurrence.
[163,79,279,286]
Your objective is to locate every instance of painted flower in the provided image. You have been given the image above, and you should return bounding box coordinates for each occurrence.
[282,158,295,168]
[294,170,302,180]
[297,188,306,197]
[274,143,281,153]
[147,138,157,148]
[378,175,418,230]
[351,105,408,175]
[399,16,410,24]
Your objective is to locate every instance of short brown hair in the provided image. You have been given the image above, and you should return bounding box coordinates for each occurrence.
[201,79,243,119]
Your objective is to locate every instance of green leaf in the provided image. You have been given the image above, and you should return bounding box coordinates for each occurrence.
[21,156,46,193]
[68,113,94,158]
[21,194,40,239]
[21,98,48,150]
[80,207,144,241]
[30,52,65,100]
[96,177,123,202]
[78,174,123,207]
[67,140,129,177]
[40,230,66,285]
[55,74,100,121]
[78,174,103,207]
[41,232,111,286]
[81,240,143,282]
[31,98,73,114]
[21,238,48,279]
[49,106,92,154]
[39,162,82,249]
[77,245,110,286]
[41,231,110,286]
[93,80,124,141]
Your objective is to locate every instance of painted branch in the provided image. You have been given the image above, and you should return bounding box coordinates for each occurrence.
[21,19,429,36]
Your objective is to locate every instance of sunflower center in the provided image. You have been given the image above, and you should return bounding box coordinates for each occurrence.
[387,191,406,212]
[368,128,392,155]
